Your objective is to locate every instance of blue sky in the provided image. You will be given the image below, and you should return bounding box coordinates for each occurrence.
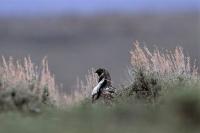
[0,0,199,16]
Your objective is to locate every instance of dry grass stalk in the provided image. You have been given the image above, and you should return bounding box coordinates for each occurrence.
[0,56,60,106]
[0,57,99,108]
[130,41,198,78]
[63,68,98,106]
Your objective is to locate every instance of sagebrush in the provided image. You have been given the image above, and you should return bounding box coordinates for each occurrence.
[0,56,60,111]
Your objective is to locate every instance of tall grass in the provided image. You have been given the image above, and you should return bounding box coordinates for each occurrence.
[0,56,97,110]
[130,41,198,78]
[63,68,98,106]
[0,56,60,111]
[123,41,199,103]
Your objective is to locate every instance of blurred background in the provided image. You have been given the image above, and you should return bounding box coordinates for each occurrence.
[0,0,199,91]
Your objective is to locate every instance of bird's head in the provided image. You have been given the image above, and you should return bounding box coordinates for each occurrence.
[95,68,105,77]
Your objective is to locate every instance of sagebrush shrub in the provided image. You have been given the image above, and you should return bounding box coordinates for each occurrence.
[121,41,199,103]
[0,56,60,111]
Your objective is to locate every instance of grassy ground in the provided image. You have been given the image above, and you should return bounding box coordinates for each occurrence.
[0,87,200,133]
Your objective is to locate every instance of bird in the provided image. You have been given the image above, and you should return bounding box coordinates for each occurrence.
[91,68,115,103]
